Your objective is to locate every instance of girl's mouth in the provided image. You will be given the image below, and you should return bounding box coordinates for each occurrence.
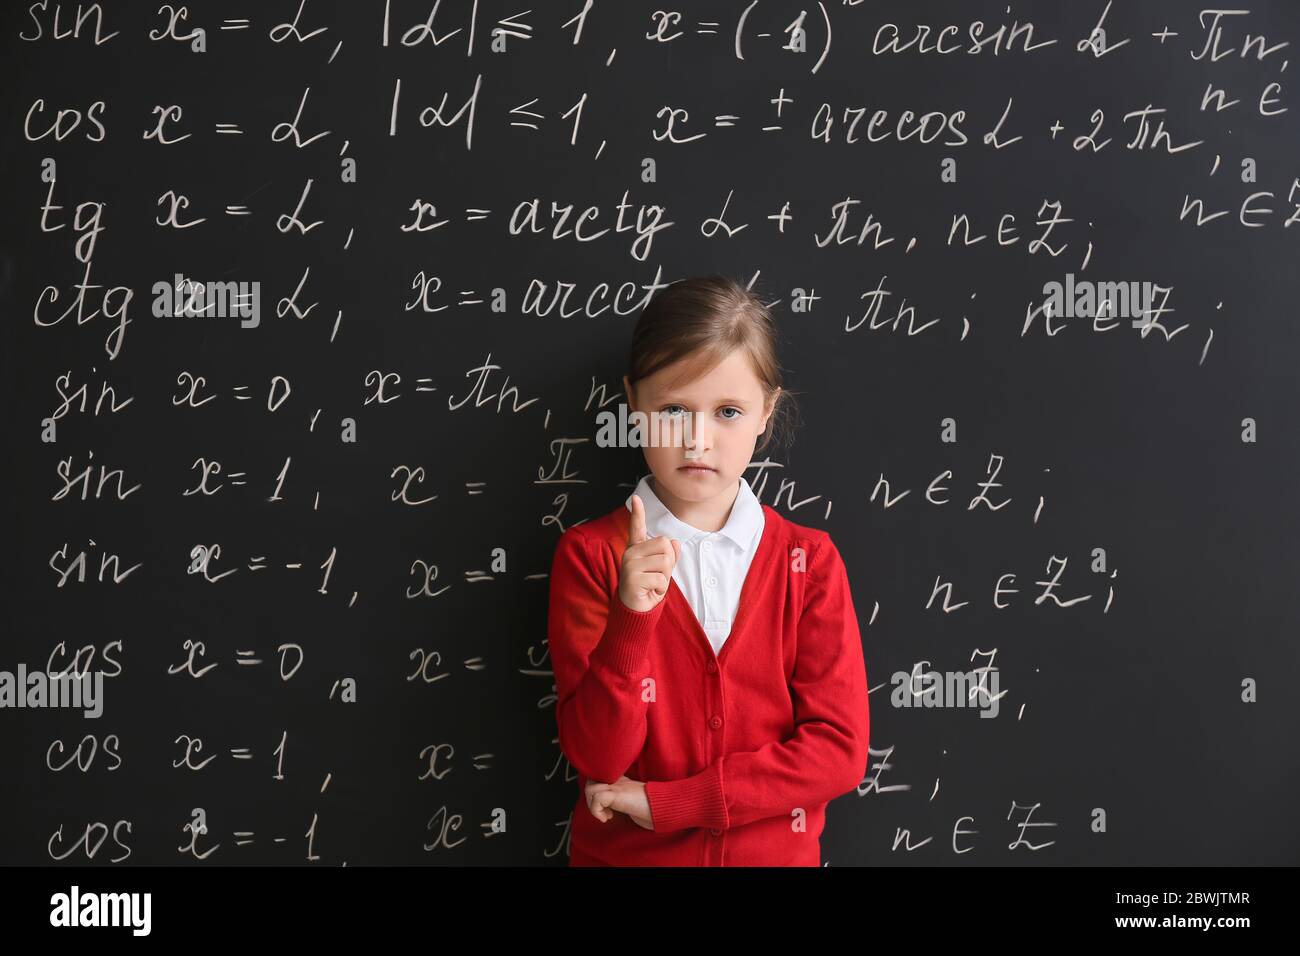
[678,465,715,474]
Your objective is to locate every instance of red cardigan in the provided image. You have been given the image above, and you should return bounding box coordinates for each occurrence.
[548,498,871,866]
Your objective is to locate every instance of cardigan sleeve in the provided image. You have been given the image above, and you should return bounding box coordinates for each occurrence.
[548,526,666,785]
[643,535,870,833]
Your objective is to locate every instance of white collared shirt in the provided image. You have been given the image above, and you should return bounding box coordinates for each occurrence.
[624,475,765,657]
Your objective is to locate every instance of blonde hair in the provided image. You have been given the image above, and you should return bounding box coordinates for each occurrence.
[626,275,798,456]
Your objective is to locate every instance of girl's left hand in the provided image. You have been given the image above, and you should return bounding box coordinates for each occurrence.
[585,775,655,830]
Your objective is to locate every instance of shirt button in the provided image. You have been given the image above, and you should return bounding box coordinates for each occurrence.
[709,715,722,730]
[706,575,718,588]
[702,540,712,551]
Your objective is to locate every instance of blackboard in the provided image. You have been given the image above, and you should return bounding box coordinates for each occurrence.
[2,0,1297,867]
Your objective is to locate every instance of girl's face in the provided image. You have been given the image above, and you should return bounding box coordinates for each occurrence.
[623,349,776,513]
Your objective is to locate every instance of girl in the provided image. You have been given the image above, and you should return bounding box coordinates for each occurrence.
[547,275,871,866]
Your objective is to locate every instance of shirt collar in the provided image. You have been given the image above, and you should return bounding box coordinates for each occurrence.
[625,474,763,549]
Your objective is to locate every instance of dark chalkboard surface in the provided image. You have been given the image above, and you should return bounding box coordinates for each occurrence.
[1,0,1297,866]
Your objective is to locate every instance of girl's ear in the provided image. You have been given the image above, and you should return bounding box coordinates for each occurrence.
[761,386,781,430]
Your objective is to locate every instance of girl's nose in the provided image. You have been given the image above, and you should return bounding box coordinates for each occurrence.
[684,414,712,456]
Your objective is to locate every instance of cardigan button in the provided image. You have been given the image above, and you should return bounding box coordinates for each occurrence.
[706,661,717,674]
[709,827,722,836]
[709,715,722,729]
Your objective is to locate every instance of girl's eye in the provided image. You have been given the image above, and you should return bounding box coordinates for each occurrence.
[661,405,741,420]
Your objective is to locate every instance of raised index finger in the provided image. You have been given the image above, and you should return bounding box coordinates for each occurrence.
[628,494,647,546]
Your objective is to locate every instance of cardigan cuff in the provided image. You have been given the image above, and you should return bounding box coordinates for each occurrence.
[644,762,728,833]
[592,594,666,677]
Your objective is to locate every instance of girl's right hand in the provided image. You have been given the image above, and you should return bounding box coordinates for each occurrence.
[617,494,681,613]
